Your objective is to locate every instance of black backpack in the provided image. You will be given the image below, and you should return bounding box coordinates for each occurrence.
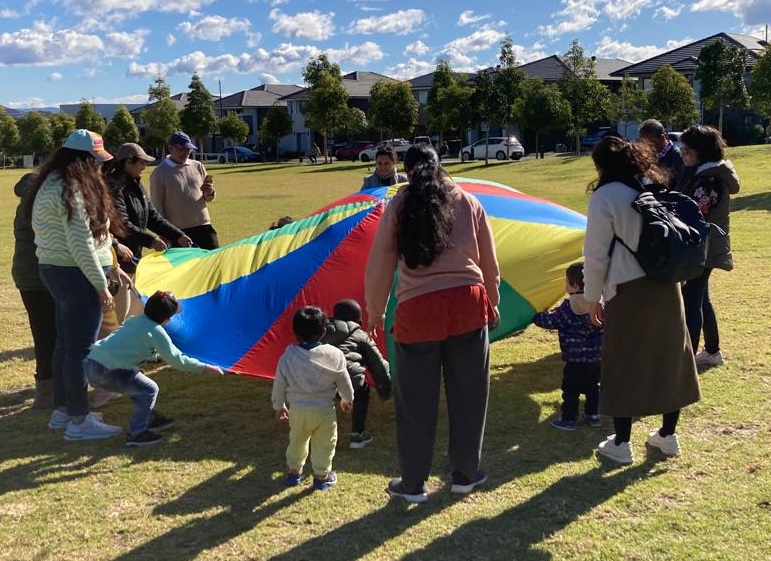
[610,181,710,283]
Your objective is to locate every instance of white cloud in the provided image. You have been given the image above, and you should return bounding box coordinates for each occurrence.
[457,10,491,26]
[654,4,683,20]
[177,15,251,41]
[60,0,218,17]
[538,0,600,39]
[6,97,47,109]
[260,73,279,84]
[602,0,653,20]
[246,32,262,48]
[326,41,385,66]
[166,34,177,47]
[0,22,104,65]
[385,58,435,80]
[47,72,63,81]
[404,40,429,56]
[594,35,694,63]
[691,0,771,25]
[443,26,507,53]
[347,9,426,35]
[104,30,148,57]
[0,0,41,19]
[269,9,335,41]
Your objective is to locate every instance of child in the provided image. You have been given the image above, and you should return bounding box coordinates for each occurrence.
[322,299,391,449]
[83,290,224,446]
[272,306,354,491]
[533,262,603,430]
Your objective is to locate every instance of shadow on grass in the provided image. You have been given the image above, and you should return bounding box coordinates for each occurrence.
[0,346,34,363]
[732,191,771,212]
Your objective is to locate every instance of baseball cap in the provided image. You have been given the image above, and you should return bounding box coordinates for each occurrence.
[114,142,156,163]
[63,129,113,162]
[168,131,197,150]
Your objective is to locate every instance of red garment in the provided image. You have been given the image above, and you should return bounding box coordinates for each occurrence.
[393,284,493,344]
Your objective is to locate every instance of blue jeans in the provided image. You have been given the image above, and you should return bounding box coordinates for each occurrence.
[83,358,158,436]
[39,265,104,416]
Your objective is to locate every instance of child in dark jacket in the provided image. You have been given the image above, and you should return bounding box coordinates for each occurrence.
[322,299,392,449]
[533,263,603,431]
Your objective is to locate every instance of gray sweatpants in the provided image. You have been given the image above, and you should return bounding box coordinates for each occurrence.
[393,327,490,492]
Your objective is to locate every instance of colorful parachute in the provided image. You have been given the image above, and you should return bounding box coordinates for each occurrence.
[135,178,586,379]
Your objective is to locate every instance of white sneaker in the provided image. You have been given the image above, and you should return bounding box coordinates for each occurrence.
[647,431,681,456]
[64,414,122,441]
[49,410,104,429]
[598,436,634,464]
[695,349,724,367]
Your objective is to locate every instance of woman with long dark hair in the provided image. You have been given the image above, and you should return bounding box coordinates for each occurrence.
[28,129,126,440]
[678,125,740,367]
[583,136,700,464]
[365,144,500,503]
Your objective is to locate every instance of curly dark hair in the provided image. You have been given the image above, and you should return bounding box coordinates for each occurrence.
[397,144,455,269]
[25,147,125,240]
[680,124,726,164]
[589,135,669,192]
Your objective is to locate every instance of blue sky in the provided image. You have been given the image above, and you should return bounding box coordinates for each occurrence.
[0,0,769,109]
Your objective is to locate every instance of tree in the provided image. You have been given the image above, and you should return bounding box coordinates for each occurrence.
[614,75,646,138]
[695,39,750,133]
[142,76,181,150]
[470,69,506,164]
[17,111,53,159]
[48,111,76,149]
[512,80,571,156]
[749,46,771,126]
[75,100,105,133]
[103,105,139,150]
[368,80,418,139]
[426,60,457,142]
[338,107,368,139]
[180,74,218,153]
[302,55,350,163]
[218,113,249,149]
[496,35,527,147]
[645,65,699,129]
[558,39,615,154]
[259,104,293,161]
[0,107,21,158]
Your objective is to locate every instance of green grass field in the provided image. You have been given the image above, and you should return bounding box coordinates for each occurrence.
[1,149,770,561]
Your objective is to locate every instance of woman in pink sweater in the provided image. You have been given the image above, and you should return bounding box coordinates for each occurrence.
[365,143,500,503]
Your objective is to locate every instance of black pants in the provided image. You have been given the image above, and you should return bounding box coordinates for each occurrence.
[613,410,680,443]
[19,289,56,381]
[560,362,600,421]
[682,268,719,353]
[351,384,370,434]
[182,224,219,250]
[394,327,490,493]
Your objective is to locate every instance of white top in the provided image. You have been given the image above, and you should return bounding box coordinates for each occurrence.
[583,181,646,303]
[272,343,354,409]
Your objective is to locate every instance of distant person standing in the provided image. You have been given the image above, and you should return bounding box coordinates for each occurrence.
[150,132,219,250]
[638,119,689,190]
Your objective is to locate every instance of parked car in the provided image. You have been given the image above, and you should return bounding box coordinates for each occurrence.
[460,137,525,162]
[218,146,261,163]
[334,141,373,161]
[359,139,412,162]
[580,128,614,151]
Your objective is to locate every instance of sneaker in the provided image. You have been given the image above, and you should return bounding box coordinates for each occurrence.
[349,431,373,449]
[312,471,338,491]
[148,410,174,431]
[285,471,302,487]
[597,436,634,464]
[695,349,724,367]
[646,430,681,456]
[387,479,428,503]
[550,418,577,431]
[63,414,122,441]
[90,388,121,409]
[450,470,488,494]
[125,429,163,447]
[49,410,103,430]
[582,413,602,428]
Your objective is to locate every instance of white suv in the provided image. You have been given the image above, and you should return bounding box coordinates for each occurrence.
[359,139,412,162]
[461,137,525,161]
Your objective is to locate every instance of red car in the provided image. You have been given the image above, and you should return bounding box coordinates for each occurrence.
[334,141,373,161]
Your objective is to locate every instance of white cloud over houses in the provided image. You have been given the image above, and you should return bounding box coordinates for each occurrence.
[385,58,435,80]
[347,9,426,35]
[654,4,684,20]
[538,0,600,39]
[602,0,653,20]
[104,30,148,57]
[443,26,507,53]
[404,40,429,56]
[457,10,491,26]
[269,9,335,41]
[594,35,694,63]
[0,22,104,65]
[691,0,771,25]
[177,15,251,42]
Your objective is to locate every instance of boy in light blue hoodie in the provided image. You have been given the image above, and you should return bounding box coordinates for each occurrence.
[84,290,224,446]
